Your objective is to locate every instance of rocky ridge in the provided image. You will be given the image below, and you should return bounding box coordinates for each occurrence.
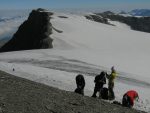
[85,11,150,33]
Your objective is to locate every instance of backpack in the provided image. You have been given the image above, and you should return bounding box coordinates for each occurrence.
[100,87,109,100]
[74,88,84,95]
[76,74,85,89]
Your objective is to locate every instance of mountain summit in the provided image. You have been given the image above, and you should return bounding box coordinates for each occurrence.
[0,8,53,52]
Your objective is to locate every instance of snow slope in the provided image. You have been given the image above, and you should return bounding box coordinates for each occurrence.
[0,11,150,112]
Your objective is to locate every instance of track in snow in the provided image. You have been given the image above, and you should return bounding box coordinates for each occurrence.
[1,58,150,88]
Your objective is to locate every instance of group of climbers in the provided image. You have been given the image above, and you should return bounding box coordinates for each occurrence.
[74,66,139,108]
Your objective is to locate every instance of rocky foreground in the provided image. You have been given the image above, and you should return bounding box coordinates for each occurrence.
[0,71,146,113]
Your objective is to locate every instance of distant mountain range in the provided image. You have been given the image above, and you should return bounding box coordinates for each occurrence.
[0,16,22,22]
[85,11,150,33]
[129,9,150,16]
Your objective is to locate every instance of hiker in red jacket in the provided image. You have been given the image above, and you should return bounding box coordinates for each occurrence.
[122,90,139,108]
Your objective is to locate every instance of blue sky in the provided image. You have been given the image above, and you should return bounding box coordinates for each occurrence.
[0,0,150,11]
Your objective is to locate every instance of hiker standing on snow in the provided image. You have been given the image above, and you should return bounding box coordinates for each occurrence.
[92,71,106,98]
[106,66,117,100]
[74,74,85,95]
[122,90,139,108]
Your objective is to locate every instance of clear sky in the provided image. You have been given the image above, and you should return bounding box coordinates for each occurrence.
[0,0,150,11]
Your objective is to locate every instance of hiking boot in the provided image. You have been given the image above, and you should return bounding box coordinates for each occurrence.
[91,95,97,98]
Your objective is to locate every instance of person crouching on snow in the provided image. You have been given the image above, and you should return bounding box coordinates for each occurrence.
[74,74,85,95]
[122,90,139,108]
[92,71,106,98]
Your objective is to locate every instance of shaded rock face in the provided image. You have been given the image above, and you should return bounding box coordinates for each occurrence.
[0,9,53,52]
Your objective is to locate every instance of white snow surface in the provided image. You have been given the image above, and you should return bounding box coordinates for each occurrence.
[0,12,150,112]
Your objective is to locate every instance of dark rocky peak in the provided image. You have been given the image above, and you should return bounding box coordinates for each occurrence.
[95,11,116,18]
[119,11,127,14]
[0,9,54,52]
[85,14,114,26]
[36,8,48,12]
[85,14,108,24]
[102,11,115,15]
[84,11,116,25]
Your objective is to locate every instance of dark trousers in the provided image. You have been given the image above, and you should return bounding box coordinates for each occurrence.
[122,94,132,108]
[92,84,103,98]
[108,82,115,100]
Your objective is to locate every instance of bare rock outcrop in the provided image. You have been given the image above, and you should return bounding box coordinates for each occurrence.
[0,8,53,52]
